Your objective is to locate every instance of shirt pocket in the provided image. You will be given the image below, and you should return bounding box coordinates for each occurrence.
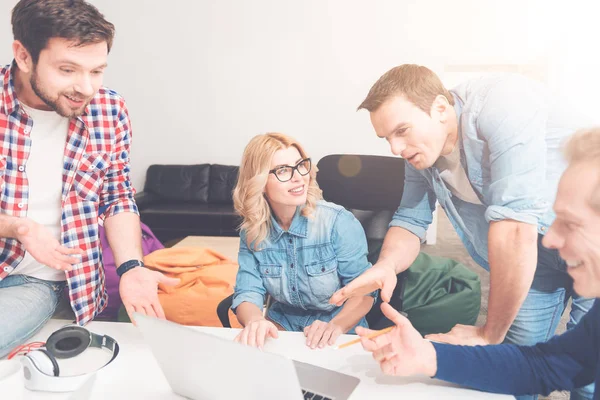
[258,264,283,299]
[72,153,109,202]
[304,257,340,301]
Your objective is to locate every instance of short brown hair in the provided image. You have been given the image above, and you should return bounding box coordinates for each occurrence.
[358,64,454,114]
[12,0,115,63]
[564,127,600,211]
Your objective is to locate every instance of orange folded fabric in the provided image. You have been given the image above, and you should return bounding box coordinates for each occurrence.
[143,246,242,328]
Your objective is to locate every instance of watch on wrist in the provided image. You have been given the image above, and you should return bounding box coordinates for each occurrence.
[116,259,144,277]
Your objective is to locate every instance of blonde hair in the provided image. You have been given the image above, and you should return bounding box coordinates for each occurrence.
[233,133,323,250]
[564,127,600,211]
[358,64,454,114]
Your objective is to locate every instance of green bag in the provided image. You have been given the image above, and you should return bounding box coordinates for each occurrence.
[367,252,481,336]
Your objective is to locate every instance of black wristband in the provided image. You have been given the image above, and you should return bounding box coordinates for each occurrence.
[116,259,144,277]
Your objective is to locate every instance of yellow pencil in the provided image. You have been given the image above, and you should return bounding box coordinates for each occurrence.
[333,326,394,350]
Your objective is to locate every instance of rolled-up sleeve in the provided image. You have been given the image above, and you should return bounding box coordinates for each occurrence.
[231,233,266,313]
[478,76,550,225]
[389,161,437,242]
[100,99,139,222]
[332,210,377,300]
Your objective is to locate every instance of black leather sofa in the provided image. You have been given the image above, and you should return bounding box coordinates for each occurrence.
[135,164,240,243]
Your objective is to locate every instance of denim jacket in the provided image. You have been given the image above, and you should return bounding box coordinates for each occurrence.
[390,74,584,289]
[232,200,376,332]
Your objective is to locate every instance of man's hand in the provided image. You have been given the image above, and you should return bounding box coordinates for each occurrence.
[304,320,344,349]
[234,317,279,349]
[358,303,437,377]
[120,267,180,325]
[426,324,492,346]
[330,261,397,306]
[13,218,83,271]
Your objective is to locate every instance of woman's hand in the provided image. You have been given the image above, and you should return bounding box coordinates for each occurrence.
[304,320,344,349]
[234,317,279,349]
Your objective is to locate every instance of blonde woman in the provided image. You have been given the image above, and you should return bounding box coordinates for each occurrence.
[231,133,376,349]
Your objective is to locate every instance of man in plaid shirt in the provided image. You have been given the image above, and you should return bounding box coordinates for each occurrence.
[0,0,178,358]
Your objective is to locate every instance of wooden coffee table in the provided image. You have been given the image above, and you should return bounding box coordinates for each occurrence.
[173,235,240,261]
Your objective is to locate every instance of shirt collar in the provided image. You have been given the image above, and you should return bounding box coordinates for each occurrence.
[269,207,308,242]
[451,91,464,121]
[2,61,20,116]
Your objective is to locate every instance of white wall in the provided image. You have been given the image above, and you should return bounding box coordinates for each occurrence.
[1,0,598,191]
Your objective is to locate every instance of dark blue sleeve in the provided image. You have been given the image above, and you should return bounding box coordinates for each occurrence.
[433,301,599,396]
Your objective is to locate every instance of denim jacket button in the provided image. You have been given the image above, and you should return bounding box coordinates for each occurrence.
[288,239,292,244]
[265,269,269,274]
[290,263,294,268]
[321,267,325,272]
[292,286,296,291]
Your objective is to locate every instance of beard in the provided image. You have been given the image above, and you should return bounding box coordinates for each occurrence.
[30,65,91,118]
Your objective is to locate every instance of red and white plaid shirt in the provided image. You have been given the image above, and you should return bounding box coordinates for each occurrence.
[0,63,139,325]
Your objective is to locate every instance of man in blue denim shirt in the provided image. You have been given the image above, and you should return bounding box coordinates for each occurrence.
[331,65,593,399]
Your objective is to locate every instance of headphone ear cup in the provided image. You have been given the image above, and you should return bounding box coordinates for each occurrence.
[26,349,60,376]
[46,326,91,359]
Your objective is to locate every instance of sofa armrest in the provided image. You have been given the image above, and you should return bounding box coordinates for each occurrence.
[134,191,160,211]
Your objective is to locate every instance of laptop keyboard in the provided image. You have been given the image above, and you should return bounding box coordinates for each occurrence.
[302,389,333,400]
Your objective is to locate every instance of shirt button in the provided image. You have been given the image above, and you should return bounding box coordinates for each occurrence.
[23,127,31,134]
[3,266,11,272]
[18,165,24,172]
[17,203,23,208]
[541,227,547,232]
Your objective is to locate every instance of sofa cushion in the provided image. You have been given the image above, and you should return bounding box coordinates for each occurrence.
[208,164,239,204]
[144,164,210,202]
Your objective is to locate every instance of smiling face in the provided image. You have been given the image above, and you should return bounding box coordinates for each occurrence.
[14,37,108,117]
[370,95,457,169]
[542,161,600,297]
[264,146,311,219]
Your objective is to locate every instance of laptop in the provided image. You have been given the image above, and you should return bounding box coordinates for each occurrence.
[134,313,360,400]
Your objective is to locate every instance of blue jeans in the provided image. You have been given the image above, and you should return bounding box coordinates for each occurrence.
[0,274,66,359]
[503,236,595,400]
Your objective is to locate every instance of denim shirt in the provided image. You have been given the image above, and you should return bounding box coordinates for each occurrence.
[232,200,376,332]
[390,74,584,286]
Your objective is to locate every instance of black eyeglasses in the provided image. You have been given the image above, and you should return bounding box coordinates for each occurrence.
[269,158,312,182]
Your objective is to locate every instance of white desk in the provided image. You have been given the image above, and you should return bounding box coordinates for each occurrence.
[15,319,513,400]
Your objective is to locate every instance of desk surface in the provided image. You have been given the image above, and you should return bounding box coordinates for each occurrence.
[17,319,512,400]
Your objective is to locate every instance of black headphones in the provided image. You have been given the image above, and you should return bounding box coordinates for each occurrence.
[20,325,119,392]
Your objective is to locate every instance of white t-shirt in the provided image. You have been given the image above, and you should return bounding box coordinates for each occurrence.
[16,104,69,281]
[435,143,482,205]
